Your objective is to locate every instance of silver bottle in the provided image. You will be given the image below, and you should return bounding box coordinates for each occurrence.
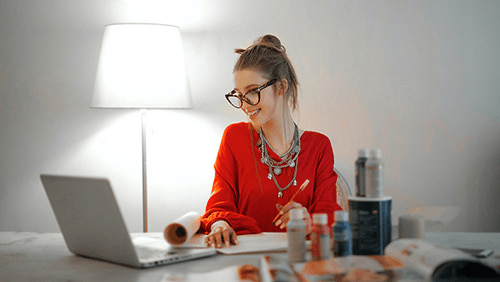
[365,148,384,198]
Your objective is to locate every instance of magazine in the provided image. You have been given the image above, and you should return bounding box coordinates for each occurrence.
[260,239,499,281]
[385,238,498,280]
[260,254,406,282]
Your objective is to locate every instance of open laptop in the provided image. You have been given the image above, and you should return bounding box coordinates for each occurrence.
[40,174,216,268]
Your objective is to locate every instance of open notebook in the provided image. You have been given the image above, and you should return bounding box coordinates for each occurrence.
[176,232,290,254]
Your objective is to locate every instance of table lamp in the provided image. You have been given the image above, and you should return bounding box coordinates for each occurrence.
[91,23,192,232]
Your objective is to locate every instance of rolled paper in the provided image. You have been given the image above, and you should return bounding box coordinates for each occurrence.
[164,211,201,246]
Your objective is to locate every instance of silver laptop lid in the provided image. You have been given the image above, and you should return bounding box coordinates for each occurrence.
[41,174,140,267]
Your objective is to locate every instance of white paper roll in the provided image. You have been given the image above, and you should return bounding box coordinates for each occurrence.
[163,211,201,246]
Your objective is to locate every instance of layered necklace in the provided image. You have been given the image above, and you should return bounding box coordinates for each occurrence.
[258,123,301,198]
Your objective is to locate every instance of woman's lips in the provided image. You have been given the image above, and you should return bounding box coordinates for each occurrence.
[246,108,260,117]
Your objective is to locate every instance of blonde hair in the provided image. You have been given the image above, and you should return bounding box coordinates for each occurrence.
[234,35,299,112]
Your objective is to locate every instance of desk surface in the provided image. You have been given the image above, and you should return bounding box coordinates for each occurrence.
[1,232,499,281]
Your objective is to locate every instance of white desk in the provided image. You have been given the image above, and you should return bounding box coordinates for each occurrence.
[0,232,267,282]
[1,232,499,281]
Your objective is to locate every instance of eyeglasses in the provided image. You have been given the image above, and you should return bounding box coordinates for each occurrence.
[225,79,277,108]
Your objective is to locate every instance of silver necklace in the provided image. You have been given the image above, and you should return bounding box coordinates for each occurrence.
[258,123,301,197]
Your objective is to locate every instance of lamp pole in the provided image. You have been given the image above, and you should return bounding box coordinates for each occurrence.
[141,110,148,232]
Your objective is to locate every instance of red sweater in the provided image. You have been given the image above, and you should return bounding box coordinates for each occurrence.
[201,122,341,234]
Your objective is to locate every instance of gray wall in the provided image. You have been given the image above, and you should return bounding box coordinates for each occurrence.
[1,0,499,233]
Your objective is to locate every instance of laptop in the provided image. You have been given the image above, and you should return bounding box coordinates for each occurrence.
[40,174,216,268]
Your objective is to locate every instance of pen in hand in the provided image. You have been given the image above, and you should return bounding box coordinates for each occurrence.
[272,179,310,225]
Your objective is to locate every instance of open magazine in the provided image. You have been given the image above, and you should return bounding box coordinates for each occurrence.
[260,254,406,281]
[260,239,499,281]
[385,239,498,280]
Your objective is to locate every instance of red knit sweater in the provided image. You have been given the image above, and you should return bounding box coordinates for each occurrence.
[201,122,341,234]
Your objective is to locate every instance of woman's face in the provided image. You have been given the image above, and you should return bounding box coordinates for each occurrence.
[234,69,282,129]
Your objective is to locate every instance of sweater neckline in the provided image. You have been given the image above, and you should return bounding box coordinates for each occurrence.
[249,123,306,160]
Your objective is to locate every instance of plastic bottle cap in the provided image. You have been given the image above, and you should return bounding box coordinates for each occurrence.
[369,148,382,158]
[334,211,349,222]
[358,148,369,158]
[313,213,328,224]
[289,208,303,220]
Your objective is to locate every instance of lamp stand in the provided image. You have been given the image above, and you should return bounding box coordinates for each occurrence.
[91,24,192,233]
[141,109,148,233]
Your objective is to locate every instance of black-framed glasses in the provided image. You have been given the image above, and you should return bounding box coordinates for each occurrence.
[225,79,277,108]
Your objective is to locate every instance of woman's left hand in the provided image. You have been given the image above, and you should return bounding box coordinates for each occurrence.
[273,201,312,235]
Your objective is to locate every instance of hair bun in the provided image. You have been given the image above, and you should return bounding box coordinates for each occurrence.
[255,34,285,52]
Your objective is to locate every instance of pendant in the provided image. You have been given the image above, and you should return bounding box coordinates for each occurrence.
[293,179,297,186]
[261,157,267,164]
[268,173,272,180]
[289,160,295,168]
[278,191,283,198]
[274,167,282,175]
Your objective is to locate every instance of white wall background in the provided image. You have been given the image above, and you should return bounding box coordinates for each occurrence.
[1,0,499,233]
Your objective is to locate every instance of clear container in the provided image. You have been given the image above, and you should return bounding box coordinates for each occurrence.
[355,148,369,197]
[365,148,384,198]
[287,208,306,262]
[311,213,331,261]
[332,211,352,257]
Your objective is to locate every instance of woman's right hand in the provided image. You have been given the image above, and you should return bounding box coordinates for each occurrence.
[274,201,312,235]
[204,220,239,248]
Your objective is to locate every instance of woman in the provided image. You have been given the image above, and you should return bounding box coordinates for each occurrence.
[201,35,341,248]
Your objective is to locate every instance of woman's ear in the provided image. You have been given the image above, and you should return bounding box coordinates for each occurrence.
[278,79,289,95]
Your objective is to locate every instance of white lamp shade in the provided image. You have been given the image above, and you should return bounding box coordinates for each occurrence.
[92,24,192,109]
